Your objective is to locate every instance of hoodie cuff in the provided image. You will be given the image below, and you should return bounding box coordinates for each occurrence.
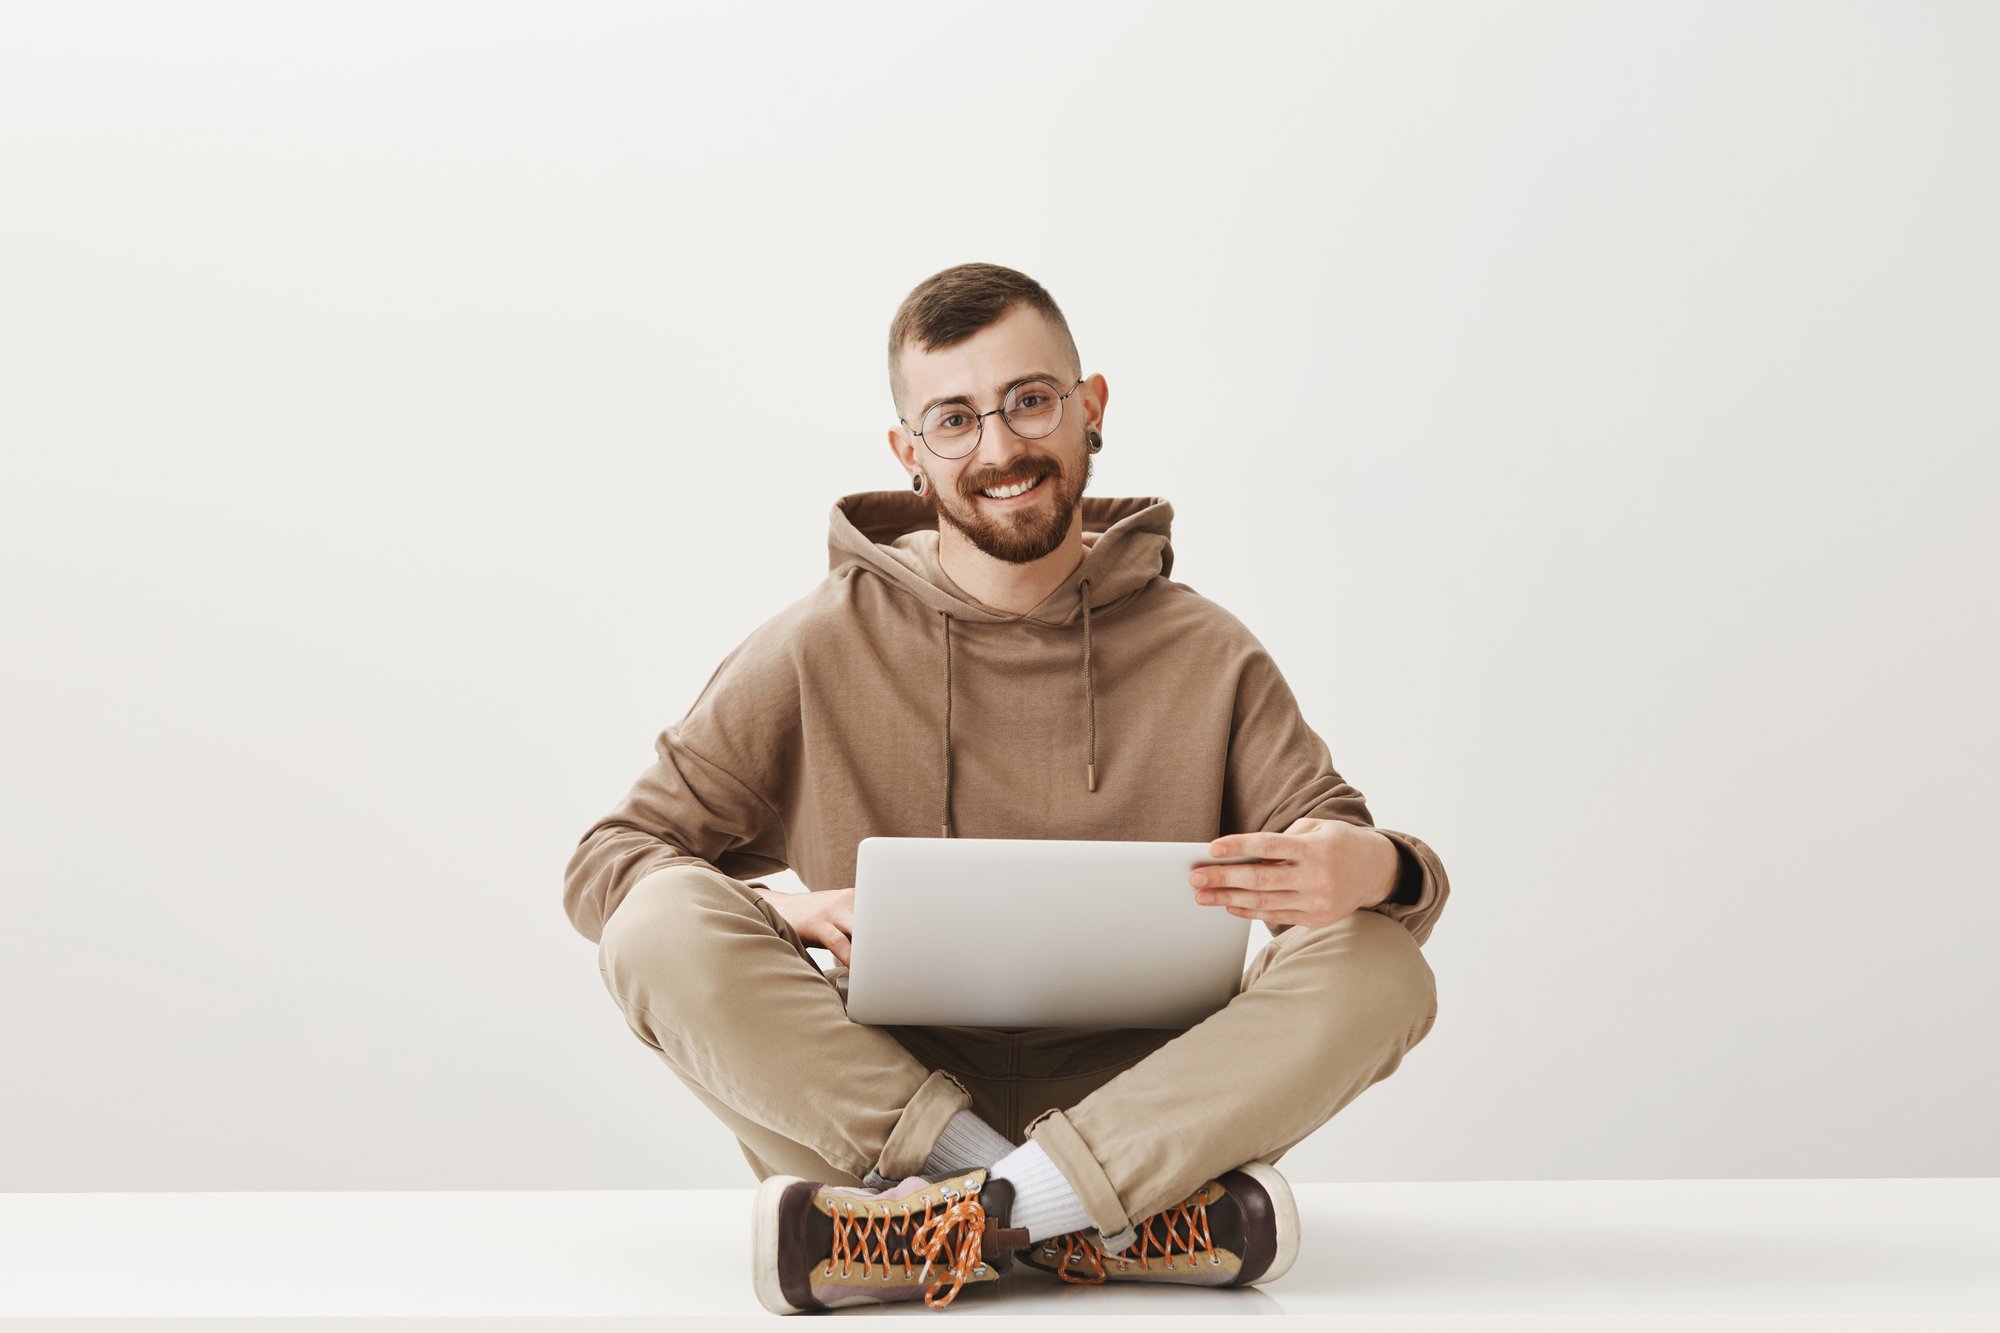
[1385,838,1422,905]
[1364,829,1449,949]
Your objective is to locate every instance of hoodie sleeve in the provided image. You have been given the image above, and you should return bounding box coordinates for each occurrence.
[1220,639,1450,948]
[563,619,801,946]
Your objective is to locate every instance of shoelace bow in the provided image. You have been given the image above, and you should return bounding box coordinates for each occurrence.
[1051,1190,1220,1284]
[824,1189,989,1309]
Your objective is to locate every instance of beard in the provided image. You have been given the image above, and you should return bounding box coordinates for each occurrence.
[922,450,1093,565]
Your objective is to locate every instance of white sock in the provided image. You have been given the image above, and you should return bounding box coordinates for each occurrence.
[922,1110,1015,1177]
[988,1139,1093,1242]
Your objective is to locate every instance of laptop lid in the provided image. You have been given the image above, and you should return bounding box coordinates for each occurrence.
[843,836,1263,1029]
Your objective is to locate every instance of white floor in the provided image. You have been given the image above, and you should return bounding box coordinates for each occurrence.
[2,1178,1995,1329]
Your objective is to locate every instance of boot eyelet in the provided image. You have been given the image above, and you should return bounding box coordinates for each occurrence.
[1210,1253,1222,1265]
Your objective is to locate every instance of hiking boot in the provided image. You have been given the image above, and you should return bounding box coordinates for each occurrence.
[1016,1160,1299,1288]
[751,1166,1030,1314]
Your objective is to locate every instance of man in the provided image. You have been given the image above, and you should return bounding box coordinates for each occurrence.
[567,262,1447,1314]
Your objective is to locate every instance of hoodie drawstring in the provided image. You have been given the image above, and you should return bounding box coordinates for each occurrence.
[1080,578,1097,792]
[937,577,1098,839]
[939,609,953,839]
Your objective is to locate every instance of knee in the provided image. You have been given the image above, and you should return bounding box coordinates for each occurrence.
[1292,910,1438,1045]
[597,866,759,1018]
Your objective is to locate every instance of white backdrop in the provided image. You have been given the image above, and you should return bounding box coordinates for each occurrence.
[3,0,1994,1193]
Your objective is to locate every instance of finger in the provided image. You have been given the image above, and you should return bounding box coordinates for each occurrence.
[826,929,851,967]
[1206,831,1298,862]
[1229,906,1314,926]
[1193,862,1296,892]
[1199,886,1304,911]
[833,905,855,935]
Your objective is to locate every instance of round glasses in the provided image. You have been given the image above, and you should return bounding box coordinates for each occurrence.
[900,374,1087,460]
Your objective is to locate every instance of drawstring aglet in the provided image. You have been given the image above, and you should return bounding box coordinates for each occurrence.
[1086,762,1097,792]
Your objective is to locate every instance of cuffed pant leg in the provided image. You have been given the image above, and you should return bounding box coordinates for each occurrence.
[1024,907,1439,1242]
[596,866,973,1183]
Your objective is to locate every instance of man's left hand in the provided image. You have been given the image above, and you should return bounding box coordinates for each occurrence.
[1191,817,1399,928]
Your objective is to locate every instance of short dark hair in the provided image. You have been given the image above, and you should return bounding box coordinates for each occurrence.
[887,262,1082,418]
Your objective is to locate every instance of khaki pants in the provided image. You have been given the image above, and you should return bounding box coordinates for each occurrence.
[596,865,1438,1245]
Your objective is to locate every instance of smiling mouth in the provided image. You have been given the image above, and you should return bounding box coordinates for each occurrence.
[977,473,1049,502]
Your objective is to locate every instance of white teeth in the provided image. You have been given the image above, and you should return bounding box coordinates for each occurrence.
[981,475,1042,499]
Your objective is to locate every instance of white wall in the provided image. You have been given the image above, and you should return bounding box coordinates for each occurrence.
[2,0,1993,1192]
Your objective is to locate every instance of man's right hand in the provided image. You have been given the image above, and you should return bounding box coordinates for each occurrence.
[754,885,856,966]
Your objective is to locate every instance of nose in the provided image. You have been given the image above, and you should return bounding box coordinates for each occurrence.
[969,412,1038,479]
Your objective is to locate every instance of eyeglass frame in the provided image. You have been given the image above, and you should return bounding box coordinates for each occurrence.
[899,372,1089,459]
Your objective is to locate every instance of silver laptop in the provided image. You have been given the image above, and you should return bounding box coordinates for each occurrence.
[841,836,1263,1029]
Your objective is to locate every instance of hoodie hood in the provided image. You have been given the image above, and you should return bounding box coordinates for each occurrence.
[828,488,1175,836]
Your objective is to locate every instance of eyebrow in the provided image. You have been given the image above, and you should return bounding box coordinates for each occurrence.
[917,371,1064,419]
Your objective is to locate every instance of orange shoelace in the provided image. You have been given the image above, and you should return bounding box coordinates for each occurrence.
[823,1188,989,1309]
[1052,1190,1218,1284]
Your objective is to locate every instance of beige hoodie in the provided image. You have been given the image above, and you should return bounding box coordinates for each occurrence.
[564,489,1449,948]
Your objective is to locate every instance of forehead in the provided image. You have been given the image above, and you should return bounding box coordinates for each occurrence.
[900,305,1065,403]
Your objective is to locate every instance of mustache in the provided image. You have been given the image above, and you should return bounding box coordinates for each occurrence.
[966,462,1055,493]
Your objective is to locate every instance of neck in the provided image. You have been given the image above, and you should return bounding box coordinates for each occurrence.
[936,520,1093,616]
